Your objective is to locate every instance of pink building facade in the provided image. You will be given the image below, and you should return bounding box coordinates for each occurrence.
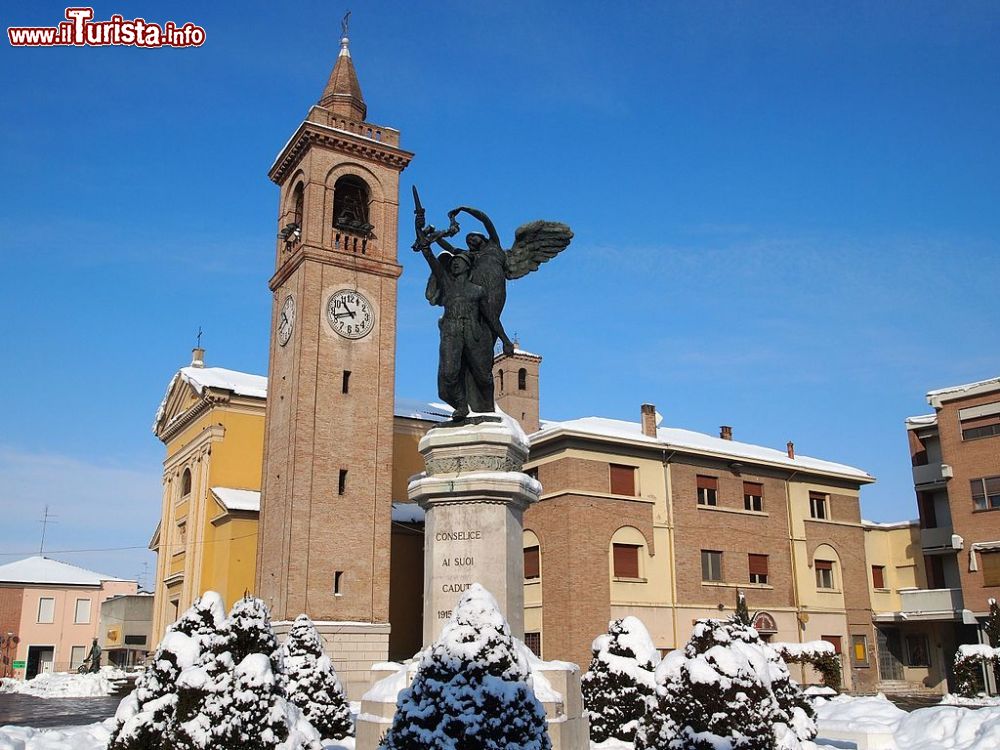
[0,556,137,679]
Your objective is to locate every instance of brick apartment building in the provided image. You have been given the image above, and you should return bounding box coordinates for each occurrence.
[883,375,1000,692]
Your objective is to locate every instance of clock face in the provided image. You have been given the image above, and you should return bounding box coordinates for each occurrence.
[327,289,375,339]
[278,295,295,346]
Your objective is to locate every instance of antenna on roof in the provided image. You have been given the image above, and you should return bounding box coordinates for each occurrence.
[38,505,57,555]
[196,326,203,348]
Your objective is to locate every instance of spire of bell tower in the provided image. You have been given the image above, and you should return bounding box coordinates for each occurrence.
[319,11,367,122]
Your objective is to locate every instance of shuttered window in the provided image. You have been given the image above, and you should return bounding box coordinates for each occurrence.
[983,552,1000,586]
[697,475,718,506]
[815,559,835,589]
[524,546,540,580]
[610,464,636,496]
[749,554,769,584]
[613,543,640,578]
[822,635,842,655]
[37,597,55,624]
[74,598,91,624]
[744,482,764,512]
[871,565,886,590]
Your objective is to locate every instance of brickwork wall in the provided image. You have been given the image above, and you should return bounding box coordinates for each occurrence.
[937,391,1000,613]
[805,521,878,692]
[670,461,796,612]
[535,457,611,496]
[0,586,22,675]
[524,494,655,668]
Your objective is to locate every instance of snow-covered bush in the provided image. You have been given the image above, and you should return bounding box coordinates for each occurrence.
[170,594,291,749]
[107,592,225,750]
[773,641,842,691]
[217,653,322,750]
[635,614,817,750]
[281,614,353,741]
[378,583,550,750]
[582,616,660,742]
[953,598,1000,698]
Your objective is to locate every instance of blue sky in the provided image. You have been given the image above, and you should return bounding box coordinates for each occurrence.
[1,1,998,582]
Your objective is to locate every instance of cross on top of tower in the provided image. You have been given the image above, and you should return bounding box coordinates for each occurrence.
[320,10,366,121]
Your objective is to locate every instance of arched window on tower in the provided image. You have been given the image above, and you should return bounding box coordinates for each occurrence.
[181,468,192,497]
[518,368,527,391]
[498,369,504,392]
[332,175,373,236]
[292,183,304,230]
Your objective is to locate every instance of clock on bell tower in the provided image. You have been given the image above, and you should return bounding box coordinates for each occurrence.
[256,24,413,691]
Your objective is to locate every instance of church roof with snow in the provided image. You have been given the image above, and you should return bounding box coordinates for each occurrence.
[0,556,130,586]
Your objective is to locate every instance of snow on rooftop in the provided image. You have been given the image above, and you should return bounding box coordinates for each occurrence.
[394,398,452,422]
[0,556,130,586]
[211,487,260,512]
[927,375,1000,404]
[862,519,919,530]
[534,416,873,481]
[391,502,425,523]
[906,414,938,429]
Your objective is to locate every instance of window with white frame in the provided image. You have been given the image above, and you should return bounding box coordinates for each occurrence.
[37,597,55,624]
[809,491,829,520]
[74,598,91,624]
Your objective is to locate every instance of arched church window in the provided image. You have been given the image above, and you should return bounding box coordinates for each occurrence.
[332,175,373,235]
[498,370,504,392]
[518,368,527,391]
[181,468,192,497]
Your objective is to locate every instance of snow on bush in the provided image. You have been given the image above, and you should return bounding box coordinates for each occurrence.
[377,583,550,750]
[953,598,1000,698]
[107,591,225,750]
[0,667,125,698]
[772,641,841,691]
[635,608,816,750]
[281,615,353,741]
[582,616,660,743]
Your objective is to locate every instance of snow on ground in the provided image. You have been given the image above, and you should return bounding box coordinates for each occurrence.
[0,720,355,750]
[0,669,126,698]
[814,693,1000,749]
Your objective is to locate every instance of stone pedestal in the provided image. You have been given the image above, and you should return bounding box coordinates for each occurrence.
[272,620,389,701]
[407,416,540,644]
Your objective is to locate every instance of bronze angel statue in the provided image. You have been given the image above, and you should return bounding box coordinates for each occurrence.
[413,189,573,422]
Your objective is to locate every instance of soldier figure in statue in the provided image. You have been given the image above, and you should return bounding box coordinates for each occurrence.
[412,188,573,422]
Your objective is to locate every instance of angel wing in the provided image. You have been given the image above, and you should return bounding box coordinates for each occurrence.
[504,221,573,280]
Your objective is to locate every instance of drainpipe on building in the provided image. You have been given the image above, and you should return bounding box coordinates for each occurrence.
[783,470,808,686]
[661,449,679,651]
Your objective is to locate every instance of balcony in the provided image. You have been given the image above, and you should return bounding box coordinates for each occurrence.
[898,588,964,618]
[921,526,963,554]
[912,462,950,488]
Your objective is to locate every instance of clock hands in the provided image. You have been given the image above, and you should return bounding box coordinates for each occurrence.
[333,309,356,320]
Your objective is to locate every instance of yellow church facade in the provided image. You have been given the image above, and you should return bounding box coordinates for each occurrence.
[148,347,438,648]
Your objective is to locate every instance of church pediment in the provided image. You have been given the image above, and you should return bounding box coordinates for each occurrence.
[152,372,207,440]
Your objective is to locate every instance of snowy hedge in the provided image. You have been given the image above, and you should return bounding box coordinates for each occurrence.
[773,640,842,691]
[107,592,351,750]
[378,583,550,750]
[636,606,816,750]
[582,616,660,743]
[953,598,1000,698]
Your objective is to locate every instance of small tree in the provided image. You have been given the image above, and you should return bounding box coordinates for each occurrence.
[215,653,321,750]
[953,598,1000,698]
[107,592,225,750]
[582,616,660,742]
[281,614,353,741]
[636,613,816,750]
[379,584,550,750]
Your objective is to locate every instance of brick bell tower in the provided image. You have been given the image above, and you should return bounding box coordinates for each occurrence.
[256,25,413,692]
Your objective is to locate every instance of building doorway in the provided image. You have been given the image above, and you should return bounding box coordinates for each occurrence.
[877,627,905,682]
[25,645,55,680]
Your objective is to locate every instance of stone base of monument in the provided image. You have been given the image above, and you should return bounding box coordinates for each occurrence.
[354,648,589,750]
[272,620,389,701]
